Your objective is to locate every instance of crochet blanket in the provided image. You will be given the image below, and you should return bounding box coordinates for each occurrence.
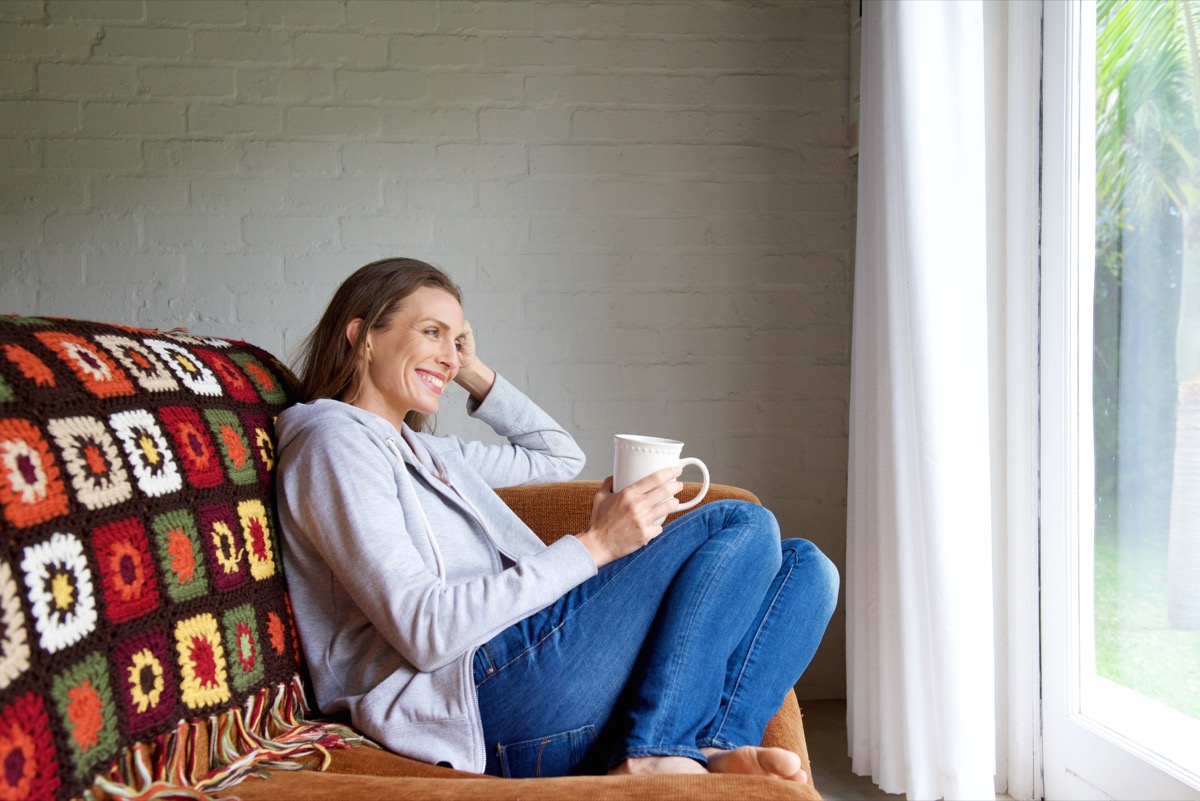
[0,316,355,801]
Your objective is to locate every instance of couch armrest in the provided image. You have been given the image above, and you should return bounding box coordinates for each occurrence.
[496,481,761,545]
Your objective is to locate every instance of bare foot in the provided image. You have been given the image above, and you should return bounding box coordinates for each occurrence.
[609,756,709,776]
[700,746,808,783]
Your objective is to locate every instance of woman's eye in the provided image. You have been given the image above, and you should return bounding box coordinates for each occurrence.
[455,341,464,351]
[424,328,439,337]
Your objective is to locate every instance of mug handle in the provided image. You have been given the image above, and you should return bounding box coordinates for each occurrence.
[674,457,711,512]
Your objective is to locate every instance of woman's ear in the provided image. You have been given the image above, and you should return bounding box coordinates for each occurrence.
[346,317,365,350]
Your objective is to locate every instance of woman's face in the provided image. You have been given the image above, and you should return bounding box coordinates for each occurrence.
[348,286,465,429]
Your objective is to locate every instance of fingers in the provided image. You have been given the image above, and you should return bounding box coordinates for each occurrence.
[628,465,684,494]
[583,468,686,563]
[458,320,477,363]
[632,467,685,514]
[608,467,683,524]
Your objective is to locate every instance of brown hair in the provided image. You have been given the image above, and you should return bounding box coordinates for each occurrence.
[297,257,462,432]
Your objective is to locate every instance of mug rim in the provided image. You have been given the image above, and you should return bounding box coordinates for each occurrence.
[614,434,684,448]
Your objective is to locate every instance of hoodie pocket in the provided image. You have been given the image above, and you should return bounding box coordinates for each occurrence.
[496,724,597,778]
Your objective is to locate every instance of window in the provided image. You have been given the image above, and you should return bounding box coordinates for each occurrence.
[1042,2,1200,797]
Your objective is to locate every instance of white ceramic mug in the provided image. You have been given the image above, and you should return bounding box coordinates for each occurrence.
[613,434,710,524]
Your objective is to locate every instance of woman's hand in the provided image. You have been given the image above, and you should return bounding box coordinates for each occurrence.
[453,319,496,402]
[574,467,684,568]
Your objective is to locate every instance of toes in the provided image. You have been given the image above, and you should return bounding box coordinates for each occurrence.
[757,747,803,778]
[705,746,806,782]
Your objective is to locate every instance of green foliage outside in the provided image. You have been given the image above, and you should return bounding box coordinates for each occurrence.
[1094,0,1200,720]
[1094,532,1200,718]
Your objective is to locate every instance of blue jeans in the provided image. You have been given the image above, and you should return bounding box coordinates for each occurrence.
[472,500,839,778]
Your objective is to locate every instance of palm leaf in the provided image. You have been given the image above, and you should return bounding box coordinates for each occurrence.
[1097,0,1200,219]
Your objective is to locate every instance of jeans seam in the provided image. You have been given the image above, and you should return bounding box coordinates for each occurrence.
[706,552,797,744]
[610,745,708,768]
[481,532,666,682]
[643,516,755,745]
[697,736,739,751]
[474,643,498,687]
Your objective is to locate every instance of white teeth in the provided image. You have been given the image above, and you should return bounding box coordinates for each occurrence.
[421,373,444,389]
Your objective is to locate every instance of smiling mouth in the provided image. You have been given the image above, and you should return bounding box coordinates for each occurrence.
[419,371,446,393]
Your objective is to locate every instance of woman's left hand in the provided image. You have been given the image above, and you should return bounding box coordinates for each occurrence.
[456,319,479,372]
[454,320,496,401]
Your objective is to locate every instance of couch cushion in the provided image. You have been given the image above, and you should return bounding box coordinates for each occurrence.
[0,316,347,801]
[214,766,823,801]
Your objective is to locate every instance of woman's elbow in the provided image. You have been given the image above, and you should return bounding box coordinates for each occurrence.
[405,633,458,673]
[552,447,586,481]
[409,651,450,673]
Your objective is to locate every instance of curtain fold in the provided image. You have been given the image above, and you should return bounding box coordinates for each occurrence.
[846,2,998,799]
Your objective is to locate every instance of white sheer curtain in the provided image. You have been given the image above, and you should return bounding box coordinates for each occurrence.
[846,1,1012,799]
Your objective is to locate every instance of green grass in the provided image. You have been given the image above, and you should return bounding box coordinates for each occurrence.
[1094,531,1200,719]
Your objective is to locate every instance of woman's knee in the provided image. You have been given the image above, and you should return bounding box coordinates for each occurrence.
[708,500,779,536]
[782,538,840,616]
[709,500,781,554]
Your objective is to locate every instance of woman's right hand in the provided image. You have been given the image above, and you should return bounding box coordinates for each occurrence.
[573,467,684,568]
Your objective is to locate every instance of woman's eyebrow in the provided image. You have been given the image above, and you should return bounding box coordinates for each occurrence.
[420,317,466,339]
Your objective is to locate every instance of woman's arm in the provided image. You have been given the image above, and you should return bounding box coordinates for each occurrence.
[439,374,586,486]
[432,319,584,486]
[279,418,595,673]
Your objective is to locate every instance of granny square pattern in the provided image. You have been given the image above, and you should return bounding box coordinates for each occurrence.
[0,316,319,801]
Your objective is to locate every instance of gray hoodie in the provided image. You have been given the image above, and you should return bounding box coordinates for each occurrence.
[275,374,596,773]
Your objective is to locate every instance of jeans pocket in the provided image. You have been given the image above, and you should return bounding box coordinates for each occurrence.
[496,724,597,778]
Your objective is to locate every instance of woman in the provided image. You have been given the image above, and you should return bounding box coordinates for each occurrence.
[276,257,838,781]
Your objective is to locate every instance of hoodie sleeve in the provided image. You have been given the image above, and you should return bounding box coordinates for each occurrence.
[433,373,586,487]
[278,415,596,674]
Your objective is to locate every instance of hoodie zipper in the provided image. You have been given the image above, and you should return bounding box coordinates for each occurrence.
[465,645,492,773]
[391,436,490,772]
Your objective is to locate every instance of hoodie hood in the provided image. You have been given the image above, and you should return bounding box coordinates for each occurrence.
[276,397,402,456]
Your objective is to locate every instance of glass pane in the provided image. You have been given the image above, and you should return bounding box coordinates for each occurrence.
[1094,0,1200,729]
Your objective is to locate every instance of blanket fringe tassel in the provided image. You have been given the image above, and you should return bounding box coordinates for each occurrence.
[88,677,372,801]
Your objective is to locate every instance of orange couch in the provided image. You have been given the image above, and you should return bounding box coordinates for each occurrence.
[214,483,822,801]
[0,316,819,801]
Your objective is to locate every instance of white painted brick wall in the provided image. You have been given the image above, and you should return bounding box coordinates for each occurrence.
[1,0,854,700]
